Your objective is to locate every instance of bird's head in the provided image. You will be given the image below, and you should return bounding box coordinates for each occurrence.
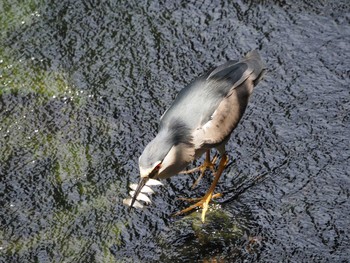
[129,131,172,208]
[130,120,193,208]
[138,129,173,179]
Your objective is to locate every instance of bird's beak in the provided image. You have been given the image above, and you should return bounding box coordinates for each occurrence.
[128,177,149,211]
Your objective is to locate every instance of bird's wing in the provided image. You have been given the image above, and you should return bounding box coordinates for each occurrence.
[161,51,264,148]
[191,51,265,148]
[192,66,257,148]
[193,56,263,149]
[160,61,250,129]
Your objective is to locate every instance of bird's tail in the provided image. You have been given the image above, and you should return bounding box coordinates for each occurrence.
[244,50,266,86]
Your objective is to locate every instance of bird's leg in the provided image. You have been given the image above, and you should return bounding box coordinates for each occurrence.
[177,193,222,202]
[174,153,228,223]
[191,150,218,189]
[180,150,218,189]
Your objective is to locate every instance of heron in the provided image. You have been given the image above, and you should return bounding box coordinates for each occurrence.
[126,50,265,222]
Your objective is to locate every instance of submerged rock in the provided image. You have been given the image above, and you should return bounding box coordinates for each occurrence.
[176,204,244,245]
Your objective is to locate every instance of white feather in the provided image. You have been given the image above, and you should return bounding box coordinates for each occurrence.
[122,198,144,209]
[141,185,155,194]
[129,184,154,194]
[129,191,152,204]
[146,179,163,186]
[129,184,138,191]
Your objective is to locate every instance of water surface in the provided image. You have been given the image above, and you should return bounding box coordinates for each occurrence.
[1,0,349,262]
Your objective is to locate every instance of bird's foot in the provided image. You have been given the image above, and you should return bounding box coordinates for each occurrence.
[180,153,218,189]
[177,193,222,202]
[173,192,222,222]
[173,153,228,223]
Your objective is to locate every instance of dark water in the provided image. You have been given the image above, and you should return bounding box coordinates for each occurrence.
[1,0,349,262]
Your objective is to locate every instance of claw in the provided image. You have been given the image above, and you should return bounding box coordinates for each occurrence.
[180,150,219,189]
[173,153,228,223]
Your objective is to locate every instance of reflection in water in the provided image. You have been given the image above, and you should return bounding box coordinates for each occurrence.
[0,0,349,262]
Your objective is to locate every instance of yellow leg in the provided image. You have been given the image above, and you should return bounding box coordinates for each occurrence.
[180,150,218,189]
[177,193,222,202]
[174,153,228,223]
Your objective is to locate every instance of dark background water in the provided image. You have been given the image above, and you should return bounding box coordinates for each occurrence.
[1,0,349,262]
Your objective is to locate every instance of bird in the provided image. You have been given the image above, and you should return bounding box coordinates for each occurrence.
[126,50,265,223]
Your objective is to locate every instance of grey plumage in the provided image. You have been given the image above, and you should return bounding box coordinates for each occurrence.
[129,50,265,212]
[138,119,193,173]
[138,50,265,179]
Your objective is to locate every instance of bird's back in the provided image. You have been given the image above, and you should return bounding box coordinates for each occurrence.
[160,50,265,133]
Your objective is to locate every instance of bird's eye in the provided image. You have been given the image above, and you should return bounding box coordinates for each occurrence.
[155,163,161,170]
